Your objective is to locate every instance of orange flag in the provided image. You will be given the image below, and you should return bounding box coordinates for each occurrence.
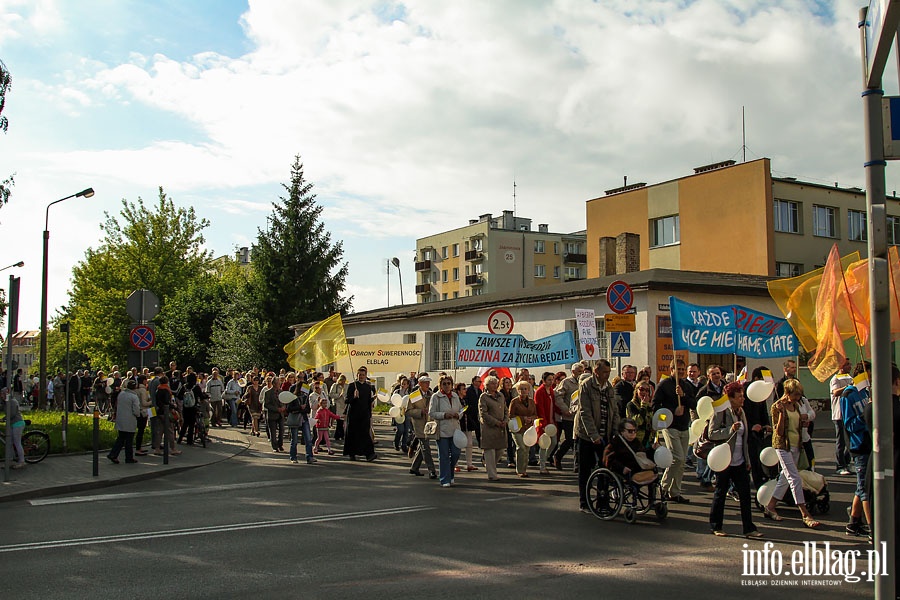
[808,245,851,381]
[768,251,861,352]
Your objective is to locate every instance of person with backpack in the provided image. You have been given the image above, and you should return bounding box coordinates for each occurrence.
[842,361,873,540]
[177,376,202,446]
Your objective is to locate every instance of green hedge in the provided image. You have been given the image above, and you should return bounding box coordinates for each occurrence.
[21,411,118,454]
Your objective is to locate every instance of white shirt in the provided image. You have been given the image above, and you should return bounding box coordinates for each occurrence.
[730,417,745,467]
[829,373,852,418]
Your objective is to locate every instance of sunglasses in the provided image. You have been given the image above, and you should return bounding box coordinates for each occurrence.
[623,428,636,433]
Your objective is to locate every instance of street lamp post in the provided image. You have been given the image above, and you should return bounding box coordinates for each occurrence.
[391,257,403,305]
[40,188,94,410]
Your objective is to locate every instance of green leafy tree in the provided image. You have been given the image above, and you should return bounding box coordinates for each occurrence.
[208,283,269,370]
[0,59,14,205]
[68,187,211,368]
[156,259,248,371]
[249,156,352,367]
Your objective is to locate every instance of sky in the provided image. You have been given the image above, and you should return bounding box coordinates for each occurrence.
[0,0,896,330]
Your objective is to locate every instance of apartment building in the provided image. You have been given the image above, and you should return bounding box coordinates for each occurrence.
[414,211,587,303]
[585,157,900,278]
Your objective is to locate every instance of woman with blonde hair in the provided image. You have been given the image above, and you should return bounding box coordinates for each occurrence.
[763,379,820,528]
[508,380,537,477]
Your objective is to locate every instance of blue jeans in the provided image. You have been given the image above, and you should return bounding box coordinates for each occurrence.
[852,453,870,501]
[289,419,314,461]
[436,436,461,485]
[228,398,238,426]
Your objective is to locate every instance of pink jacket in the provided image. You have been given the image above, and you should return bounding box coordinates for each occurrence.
[314,407,341,429]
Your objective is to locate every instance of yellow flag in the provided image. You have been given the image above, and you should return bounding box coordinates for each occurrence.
[712,394,729,413]
[283,313,349,371]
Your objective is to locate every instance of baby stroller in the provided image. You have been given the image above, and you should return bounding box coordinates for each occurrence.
[585,436,668,524]
[777,469,830,515]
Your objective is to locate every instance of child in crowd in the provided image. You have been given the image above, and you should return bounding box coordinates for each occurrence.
[313,397,341,455]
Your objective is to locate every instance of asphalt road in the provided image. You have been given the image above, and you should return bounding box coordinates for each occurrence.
[0,427,878,600]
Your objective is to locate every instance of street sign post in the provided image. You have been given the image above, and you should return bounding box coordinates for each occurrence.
[604,313,636,332]
[606,280,634,314]
[487,309,514,334]
[129,325,156,351]
[126,289,160,323]
[610,333,630,357]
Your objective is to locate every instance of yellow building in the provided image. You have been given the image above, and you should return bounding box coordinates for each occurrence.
[415,211,587,303]
[586,158,900,278]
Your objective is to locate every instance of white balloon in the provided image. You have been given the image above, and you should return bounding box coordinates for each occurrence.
[453,429,468,449]
[544,423,558,438]
[278,391,297,404]
[707,443,732,472]
[390,393,404,407]
[756,480,777,506]
[394,414,405,424]
[508,417,522,433]
[523,426,538,447]
[690,418,706,439]
[688,428,699,445]
[760,446,780,467]
[538,433,552,449]
[697,396,714,421]
[654,446,673,469]
[388,406,402,418]
[747,380,774,403]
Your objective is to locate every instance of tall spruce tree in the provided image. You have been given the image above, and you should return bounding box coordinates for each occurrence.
[250,156,352,367]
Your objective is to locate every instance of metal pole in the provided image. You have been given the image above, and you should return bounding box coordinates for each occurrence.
[4,275,15,482]
[39,228,49,409]
[63,322,70,453]
[859,8,894,599]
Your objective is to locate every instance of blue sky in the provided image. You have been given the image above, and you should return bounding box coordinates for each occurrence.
[0,0,895,329]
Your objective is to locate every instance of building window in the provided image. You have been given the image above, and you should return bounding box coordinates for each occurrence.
[565,267,581,279]
[474,263,483,274]
[442,270,448,283]
[442,293,448,300]
[812,205,837,238]
[422,249,432,260]
[534,264,546,278]
[565,242,581,254]
[429,332,457,370]
[465,290,470,297]
[650,215,679,248]
[441,246,448,259]
[453,291,458,299]
[553,242,559,254]
[775,262,804,277]
[452,243,459,257]
[848,209,867,242]
[774,199,800,234]
[553,266,560,279]
[472,238,483,251]
[888,215,900,245]
[534,240,545,253]
[403,333,417,344]
[473,288,484,296]
[452,267,459,281]
[422,272,431,284]
[465,265,470,276]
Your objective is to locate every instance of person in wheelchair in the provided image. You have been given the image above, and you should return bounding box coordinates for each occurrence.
[603,419,659,498]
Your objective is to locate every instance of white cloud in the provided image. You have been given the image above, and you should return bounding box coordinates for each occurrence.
[0,0,888,325]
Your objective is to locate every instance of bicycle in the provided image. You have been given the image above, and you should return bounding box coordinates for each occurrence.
[0,419,51,463]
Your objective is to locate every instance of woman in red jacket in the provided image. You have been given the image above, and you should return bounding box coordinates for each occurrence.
[534,371,557,475]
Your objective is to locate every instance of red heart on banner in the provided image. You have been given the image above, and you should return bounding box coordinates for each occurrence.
[585,344,595,357]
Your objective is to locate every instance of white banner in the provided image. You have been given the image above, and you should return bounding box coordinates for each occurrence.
[575,308,599,361]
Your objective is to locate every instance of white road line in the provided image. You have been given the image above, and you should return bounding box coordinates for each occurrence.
[0,505,434,553]
[484,494,526,502]
[28,480,294,506]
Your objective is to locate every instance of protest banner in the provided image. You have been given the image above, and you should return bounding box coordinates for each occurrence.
[456,331,578,368]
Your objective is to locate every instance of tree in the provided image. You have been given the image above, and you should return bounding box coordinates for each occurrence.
[249,156,352,367]
[208,283,269,370]
[0,59,14,206]
[67,187,211,368]
[156,259,248,371]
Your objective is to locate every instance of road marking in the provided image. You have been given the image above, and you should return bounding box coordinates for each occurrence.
[28,480,295,506]
[484,494,526,502]
[0,505,434,553]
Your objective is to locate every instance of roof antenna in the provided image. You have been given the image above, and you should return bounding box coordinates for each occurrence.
[742,106,746,163]
[513,179,517,219]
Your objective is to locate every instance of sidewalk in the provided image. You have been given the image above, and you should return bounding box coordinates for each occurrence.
[0,426,250,503]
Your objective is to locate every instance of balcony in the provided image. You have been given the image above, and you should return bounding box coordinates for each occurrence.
[465,275,484,286]
[464,249,483,261]
[563,252,587,264]
[564,275,585,283]
[414,259,432,271]
[415,283,431,295]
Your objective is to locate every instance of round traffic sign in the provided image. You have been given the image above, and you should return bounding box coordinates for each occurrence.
[487,309,514,334]
[606,280,634,314]
[130,325,156,351]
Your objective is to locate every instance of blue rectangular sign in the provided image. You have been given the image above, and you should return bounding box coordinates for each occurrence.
[669,296,798,358]
[456,331,578,368]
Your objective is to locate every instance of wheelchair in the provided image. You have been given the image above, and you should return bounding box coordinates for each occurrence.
[585,467,668,524]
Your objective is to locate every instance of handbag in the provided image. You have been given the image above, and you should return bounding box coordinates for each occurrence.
[693,421,716,460]
[424,420,438,437]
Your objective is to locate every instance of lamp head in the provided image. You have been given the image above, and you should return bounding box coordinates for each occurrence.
[13,261,23,267]
[76,188,95,199]
[391,257,400,268]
